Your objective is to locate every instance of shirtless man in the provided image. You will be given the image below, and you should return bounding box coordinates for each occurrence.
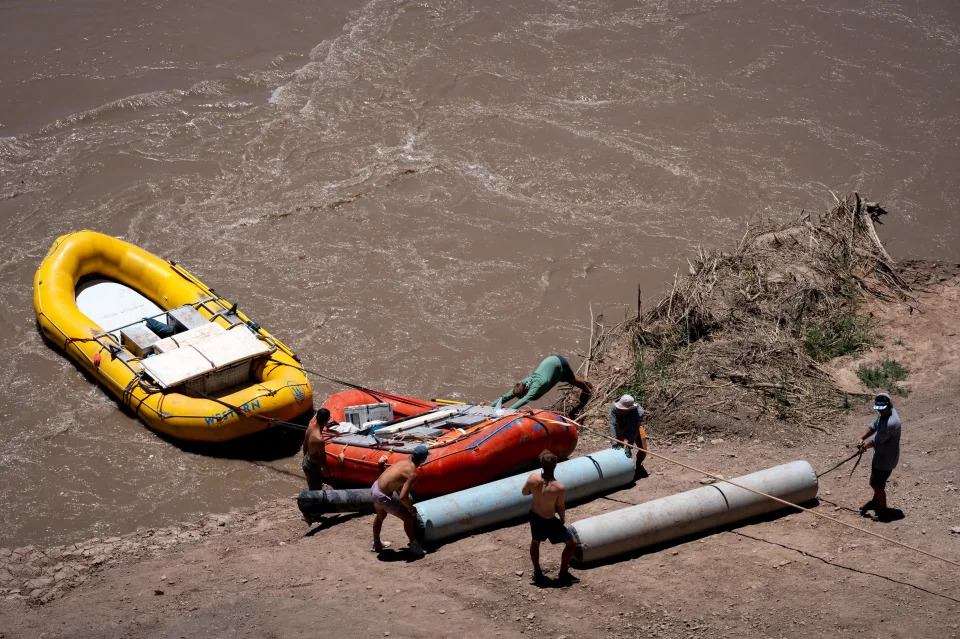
[371,445,429,557]
[302,408,331,491]
[521,450,577,583]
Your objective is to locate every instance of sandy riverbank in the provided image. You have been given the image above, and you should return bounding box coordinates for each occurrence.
[2,262,959,638]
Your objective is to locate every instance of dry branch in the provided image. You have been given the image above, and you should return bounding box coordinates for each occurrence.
[563,193,910,440]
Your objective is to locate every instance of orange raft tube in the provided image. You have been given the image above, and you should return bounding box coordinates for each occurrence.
[320,389,578,496]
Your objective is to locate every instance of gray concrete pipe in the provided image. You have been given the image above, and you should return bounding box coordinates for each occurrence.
[571,460,818,564]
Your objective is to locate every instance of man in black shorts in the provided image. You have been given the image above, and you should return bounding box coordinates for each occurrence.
[857,393,902,520]
[302,408,332,491]
[521,450,577,583]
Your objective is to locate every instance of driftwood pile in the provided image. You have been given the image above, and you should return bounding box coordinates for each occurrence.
[565,193,910,437]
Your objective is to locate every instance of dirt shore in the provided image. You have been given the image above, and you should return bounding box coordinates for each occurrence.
[2,271,959,638]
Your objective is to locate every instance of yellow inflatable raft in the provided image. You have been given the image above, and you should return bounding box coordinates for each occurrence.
[34,231,313,442]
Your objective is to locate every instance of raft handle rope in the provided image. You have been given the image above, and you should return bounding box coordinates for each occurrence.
[540,412,960,570]
[182,383,308,433]
[272,361,436,410]
[50,320,296,424]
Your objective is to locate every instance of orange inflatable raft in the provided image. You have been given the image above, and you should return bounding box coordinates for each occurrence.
[320,389,578,495]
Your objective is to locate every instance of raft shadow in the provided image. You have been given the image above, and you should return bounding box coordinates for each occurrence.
[156,417,308,462]
[572,498,821,569]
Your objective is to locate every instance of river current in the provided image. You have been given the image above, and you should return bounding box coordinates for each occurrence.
[1,0,957,547]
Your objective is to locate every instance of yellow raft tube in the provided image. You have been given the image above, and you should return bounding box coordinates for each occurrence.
[34,230,313,442]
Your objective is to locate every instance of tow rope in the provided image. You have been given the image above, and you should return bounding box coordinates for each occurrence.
[536,412,960,570]
[183,383,307,432]
[816,449,863,478]
[272,362,436,409]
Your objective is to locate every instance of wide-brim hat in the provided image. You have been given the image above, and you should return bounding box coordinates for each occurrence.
[615,394,637,411]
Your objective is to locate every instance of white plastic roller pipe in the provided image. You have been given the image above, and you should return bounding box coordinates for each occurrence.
[417,448,636,544]
[571,460,818,564]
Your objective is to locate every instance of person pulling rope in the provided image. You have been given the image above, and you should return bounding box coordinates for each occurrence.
[534,412,959,570]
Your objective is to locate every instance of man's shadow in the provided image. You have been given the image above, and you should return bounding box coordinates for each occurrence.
[875,508,906,523]
[531,572,580,589]
[305,512,365,536]
[375,547,426,563]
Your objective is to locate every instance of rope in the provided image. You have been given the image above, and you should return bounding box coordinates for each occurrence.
[271,362,435,409]
[183,383,307,432]
[539,413,960,570]
[816,450,863,478]
[189,344,216,369]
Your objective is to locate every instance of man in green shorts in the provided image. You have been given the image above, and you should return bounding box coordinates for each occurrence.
[496,354,593,409]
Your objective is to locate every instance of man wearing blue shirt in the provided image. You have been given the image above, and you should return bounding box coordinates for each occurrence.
[609,394,647,465]
[857,393,901,520]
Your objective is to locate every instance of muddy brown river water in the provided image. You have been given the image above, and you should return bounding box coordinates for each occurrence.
[1,0,958,547]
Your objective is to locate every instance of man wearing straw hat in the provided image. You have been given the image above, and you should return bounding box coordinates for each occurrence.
[609,394,647,465]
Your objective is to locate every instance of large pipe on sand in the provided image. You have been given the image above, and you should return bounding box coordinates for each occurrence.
[298,488,375,523]
[571,460,818,563]
[416,448,636,544]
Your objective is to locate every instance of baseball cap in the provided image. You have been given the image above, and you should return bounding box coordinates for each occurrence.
[872,393,892,410]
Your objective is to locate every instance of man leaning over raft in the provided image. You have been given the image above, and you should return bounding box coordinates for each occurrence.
[496,354,593,409]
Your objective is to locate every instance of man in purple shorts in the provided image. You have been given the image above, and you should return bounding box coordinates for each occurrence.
[371,444,429,557]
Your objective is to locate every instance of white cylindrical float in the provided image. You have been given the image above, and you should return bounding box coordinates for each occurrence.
[417,448,636,544]
[571,460,818,563]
